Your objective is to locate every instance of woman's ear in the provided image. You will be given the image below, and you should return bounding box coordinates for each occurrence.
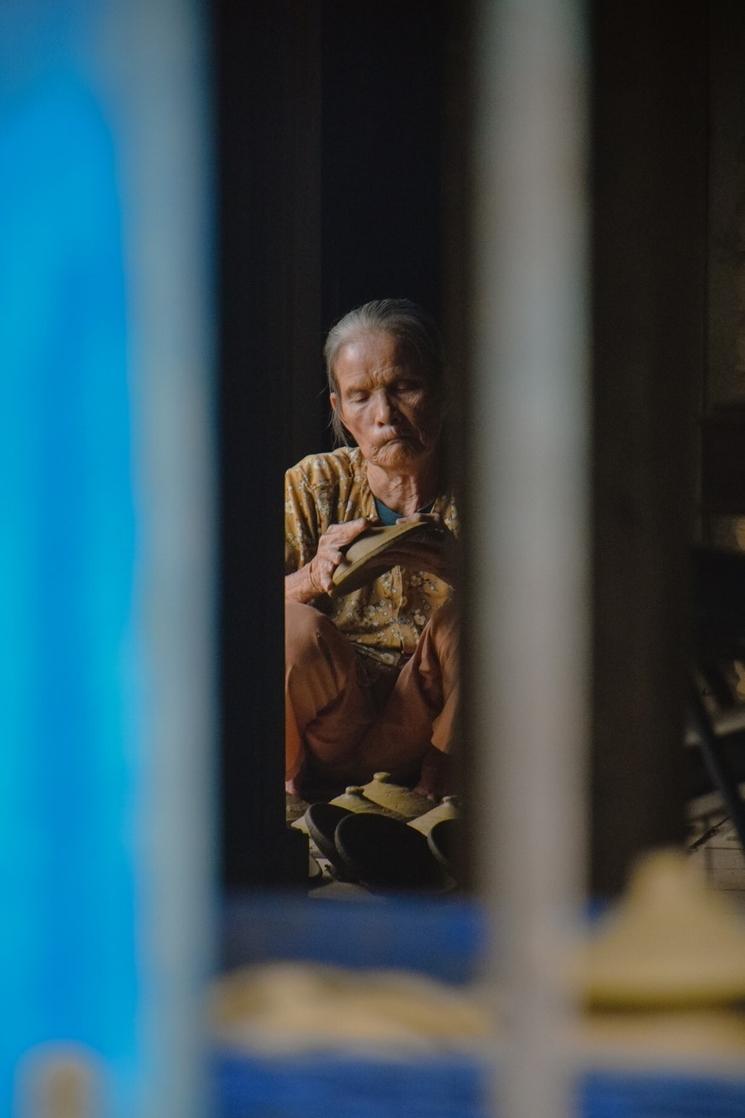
[329,392,338,414]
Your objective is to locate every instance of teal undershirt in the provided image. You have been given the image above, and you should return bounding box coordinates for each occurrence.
[373,497,434,525]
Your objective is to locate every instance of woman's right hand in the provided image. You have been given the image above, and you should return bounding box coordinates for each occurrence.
[286,518,371,603]
[307,517,371,595]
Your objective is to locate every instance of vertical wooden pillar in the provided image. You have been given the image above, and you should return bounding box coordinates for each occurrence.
[701,2,745,535]
[591,0,707,896]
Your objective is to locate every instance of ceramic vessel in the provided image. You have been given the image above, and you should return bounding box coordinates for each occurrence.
[334,812,448,892]
[427,818,460,873]
[361,772,432,820]
[329,786,388,814]
[304,803,356,881]
[408,795,460,835]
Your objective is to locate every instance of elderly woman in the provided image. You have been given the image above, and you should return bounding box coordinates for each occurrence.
[285,299,460,799]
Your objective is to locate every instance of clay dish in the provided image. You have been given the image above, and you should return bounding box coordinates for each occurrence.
[304,804,355,881]
[408,795,460,836]
[362,772,432,820]
[334,812,448,892]
[427,818,461,874]
[329,786,387,814]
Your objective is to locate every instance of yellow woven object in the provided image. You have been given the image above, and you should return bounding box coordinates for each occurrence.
[576,848,745,1008]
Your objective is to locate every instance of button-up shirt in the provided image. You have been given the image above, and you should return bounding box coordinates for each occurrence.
[285,447,458,667]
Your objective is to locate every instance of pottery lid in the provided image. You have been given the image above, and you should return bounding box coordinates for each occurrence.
[362,773,432,819]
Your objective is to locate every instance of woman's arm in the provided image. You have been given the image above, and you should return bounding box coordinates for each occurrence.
[284,517,370,602]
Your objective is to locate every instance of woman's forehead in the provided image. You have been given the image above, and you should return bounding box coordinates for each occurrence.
[335,331,422,384]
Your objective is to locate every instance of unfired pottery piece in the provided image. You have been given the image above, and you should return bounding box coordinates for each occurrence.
[329,786,388,814]
[331,521,442,597]
[291,814,310,836]
[334,812,447,892]
[576,847,745,1008]
[285,791,310,824]
[427,818,460,873]
[305,803,355,881]
[408,795,460,835]
[361,772,432,820]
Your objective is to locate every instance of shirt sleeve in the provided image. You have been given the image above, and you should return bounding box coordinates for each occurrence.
[284,461,321,575]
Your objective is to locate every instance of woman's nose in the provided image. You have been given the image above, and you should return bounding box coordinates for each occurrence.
[374,392,395,423]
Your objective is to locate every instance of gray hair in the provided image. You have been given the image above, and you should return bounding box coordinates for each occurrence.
[324,298,446,446]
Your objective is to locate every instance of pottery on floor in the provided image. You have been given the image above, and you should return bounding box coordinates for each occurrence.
[427,818,460,874]
[334,812,449,892]
[329,786,390,814]
[408,795,460,835]
[361,771,432,820]
[291,814,310,835]
[304,803,356,881]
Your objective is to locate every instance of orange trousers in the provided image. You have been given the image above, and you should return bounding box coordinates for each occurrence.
[285,601,459,789]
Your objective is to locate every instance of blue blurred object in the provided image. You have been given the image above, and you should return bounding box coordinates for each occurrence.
[1,2,215,1115]
[216,1052,745,1118]
[219,894,745,1117]
[580,1071,745,1117]
[216,1052,488,1118]
[0,13,140,1115]
[222,893,486,984]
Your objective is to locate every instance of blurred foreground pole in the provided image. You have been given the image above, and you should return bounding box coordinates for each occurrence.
[0,2,215,1115]
[467,2,588,1117]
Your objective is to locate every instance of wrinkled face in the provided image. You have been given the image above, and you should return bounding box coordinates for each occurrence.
[330,331,442,469]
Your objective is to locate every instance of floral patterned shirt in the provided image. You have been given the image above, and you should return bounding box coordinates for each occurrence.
[285,446,459,667]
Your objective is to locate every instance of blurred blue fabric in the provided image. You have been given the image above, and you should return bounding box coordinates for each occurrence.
[222,893,486,984]
[216,1052,745,1118]
[0,3,141,1112]
[219,894,745,1117]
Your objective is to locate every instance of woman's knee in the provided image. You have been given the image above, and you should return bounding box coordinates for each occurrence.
[428,600,460,653]
[285,602,351,672]
[286,602,326,663]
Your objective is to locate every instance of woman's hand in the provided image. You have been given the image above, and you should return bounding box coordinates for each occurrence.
[285,518,371,603]
[386,513,459,587]
[414,745,453,800]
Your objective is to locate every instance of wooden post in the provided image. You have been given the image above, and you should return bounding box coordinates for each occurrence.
[590,0,707,896]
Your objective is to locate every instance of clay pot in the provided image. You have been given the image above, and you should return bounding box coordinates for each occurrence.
[304,803,356,881]
[334,812,449,892]
[408,795,460,835]
[329,786,388,814]
[361,772,432,820]
[427,818,461,873]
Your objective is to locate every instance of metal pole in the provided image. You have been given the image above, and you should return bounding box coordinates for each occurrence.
[468,2,589,1116]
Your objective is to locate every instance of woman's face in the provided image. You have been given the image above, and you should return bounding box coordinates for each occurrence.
[330,331,442,470]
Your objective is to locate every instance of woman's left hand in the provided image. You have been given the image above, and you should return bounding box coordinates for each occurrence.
[385,513,459,587]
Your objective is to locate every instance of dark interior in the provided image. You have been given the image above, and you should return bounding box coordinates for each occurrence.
[214,0,745,894]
